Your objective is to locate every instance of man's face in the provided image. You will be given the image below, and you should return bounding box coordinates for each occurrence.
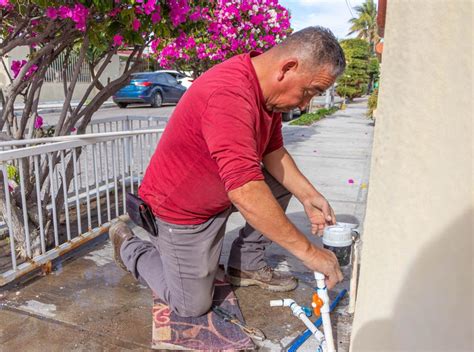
[266,63,337,113]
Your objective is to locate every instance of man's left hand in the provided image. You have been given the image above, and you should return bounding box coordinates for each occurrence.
[303,194,336,236]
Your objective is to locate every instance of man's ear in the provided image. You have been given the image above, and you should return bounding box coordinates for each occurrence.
[277,58,299,81]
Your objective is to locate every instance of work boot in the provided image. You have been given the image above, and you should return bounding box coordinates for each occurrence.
[227,265,298,292]
[109,221,134,272]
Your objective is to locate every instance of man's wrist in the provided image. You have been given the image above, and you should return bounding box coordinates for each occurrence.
[292,236,318,262]
[299,189,321,207]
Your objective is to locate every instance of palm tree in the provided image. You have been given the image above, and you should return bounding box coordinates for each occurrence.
[347,0,379,53]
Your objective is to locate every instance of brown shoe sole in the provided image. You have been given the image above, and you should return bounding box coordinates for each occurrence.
[111,240,128,272]
[109,222,132,273]
[226,275,298,292]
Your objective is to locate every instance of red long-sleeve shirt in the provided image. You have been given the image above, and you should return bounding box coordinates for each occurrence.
[139,52,283,224]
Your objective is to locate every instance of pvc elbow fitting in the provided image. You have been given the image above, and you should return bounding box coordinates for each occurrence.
[269,298,295,307]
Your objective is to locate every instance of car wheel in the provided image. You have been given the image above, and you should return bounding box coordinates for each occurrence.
[282,110,293,122]
[151,92,163,108]
[117,102,128,109]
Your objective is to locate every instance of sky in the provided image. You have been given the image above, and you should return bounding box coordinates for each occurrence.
[279,0,365,40]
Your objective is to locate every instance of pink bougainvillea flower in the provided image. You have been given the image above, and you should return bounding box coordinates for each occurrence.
[71,4,89,32]
[250,14,265,25]
[11,60,27,78]
[58,5,72,19]
[151,9,161,23]
[11,60,37,80]
[150,38,161,53]
[34,115,43,129]
[113,34,124,47]
[168,0,190,27]
[0,0,10,7]
[348,179,355,184]
[143,0,156,15]
[25,64,38,79]
[132,18,141,31]
[46,7,58,19]
[189,9,201,21]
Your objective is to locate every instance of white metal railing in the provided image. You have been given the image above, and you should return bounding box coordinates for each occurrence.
[0,127,164,286]
[0,115,167,150]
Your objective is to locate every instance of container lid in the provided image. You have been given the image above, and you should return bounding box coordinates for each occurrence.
[336,222,358,229]
[323,226,353,247]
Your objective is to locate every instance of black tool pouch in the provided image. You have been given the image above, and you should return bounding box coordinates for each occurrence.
[126,193,159,237]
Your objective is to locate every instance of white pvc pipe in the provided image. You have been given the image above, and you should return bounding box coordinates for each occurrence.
[348,231,361,314]
[314,272,336,352]
[270,298,327,351]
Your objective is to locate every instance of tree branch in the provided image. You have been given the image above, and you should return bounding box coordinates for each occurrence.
[70,48,115,126]
[0,20,58,56]
[62,47,74,116]
[55,36,89,136]
[73,46,143,126]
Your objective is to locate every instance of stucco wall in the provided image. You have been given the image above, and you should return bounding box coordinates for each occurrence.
[350,1,472,351]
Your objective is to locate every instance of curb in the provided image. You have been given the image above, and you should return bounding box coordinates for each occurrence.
[37,103,117,114]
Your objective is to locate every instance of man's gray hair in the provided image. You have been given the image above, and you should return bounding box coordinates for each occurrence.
[278,26,346,76]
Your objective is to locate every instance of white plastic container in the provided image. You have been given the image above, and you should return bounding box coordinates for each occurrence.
[323,225,354,266]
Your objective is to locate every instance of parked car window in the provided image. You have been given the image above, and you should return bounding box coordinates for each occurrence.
[155,74,168,84]
[160,73,177,85]
[133,73,154,80]
[169,72,184,80]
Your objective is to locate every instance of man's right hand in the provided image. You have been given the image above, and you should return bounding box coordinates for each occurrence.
[302,246,343,289]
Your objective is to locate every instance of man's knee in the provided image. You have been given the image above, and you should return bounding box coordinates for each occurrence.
[170,294,212,318]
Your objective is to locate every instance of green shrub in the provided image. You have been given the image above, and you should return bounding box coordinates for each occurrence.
[336,39,371,101]
[289,107,338,126]
[367,88,378,119]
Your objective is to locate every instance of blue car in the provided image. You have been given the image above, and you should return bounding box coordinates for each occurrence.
[113,72,187,108]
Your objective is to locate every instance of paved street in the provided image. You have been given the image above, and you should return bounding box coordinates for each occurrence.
[39,104,177,128]
[0,98,373,351]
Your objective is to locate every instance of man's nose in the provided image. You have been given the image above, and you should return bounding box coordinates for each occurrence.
[299,100,309,111]
[299,95,313,111]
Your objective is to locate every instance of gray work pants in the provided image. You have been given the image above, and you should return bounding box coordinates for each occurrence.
[120,170,291,317]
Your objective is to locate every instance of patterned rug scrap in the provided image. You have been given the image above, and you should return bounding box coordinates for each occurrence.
[152,280,255,351]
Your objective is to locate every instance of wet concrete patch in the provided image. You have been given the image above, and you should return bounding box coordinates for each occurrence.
[0,308,151,351]
[1,240,153,350]
[19,300,57,318]
[83,242,114,266]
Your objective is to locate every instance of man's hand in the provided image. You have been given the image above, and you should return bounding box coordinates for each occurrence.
[303,245,343,289]
[229,180,342,288]
[303,194,336,236]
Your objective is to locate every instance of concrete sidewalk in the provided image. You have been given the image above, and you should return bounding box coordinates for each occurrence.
[0,98,373,351]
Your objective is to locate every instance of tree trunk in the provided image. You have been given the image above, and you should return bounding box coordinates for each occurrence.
[0,173,42,259]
